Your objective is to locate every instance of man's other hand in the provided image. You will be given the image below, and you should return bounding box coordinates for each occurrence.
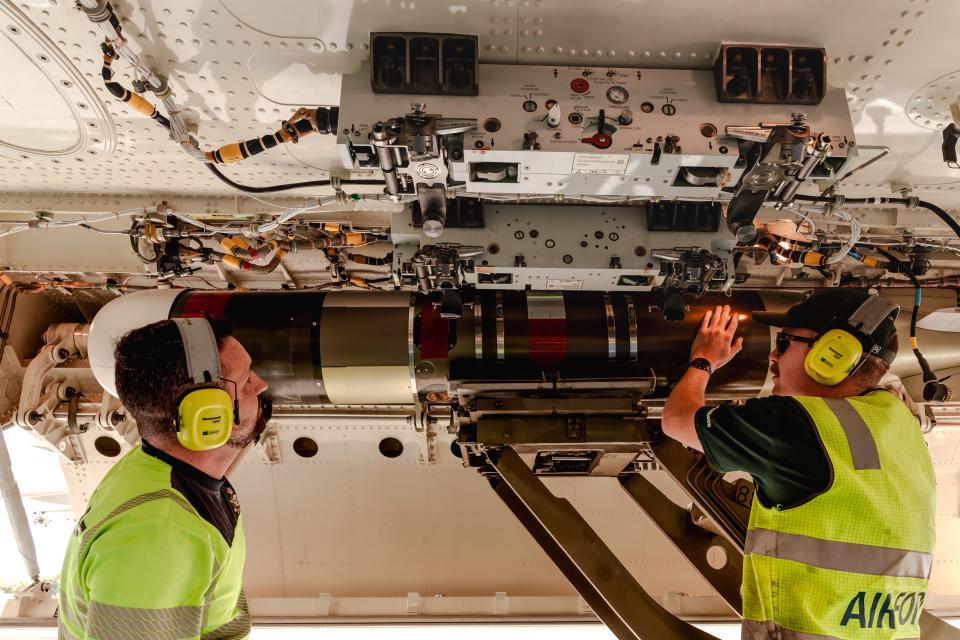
[690,304,744,371]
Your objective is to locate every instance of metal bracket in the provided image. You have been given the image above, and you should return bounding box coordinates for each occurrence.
[484,447,714,640]
[619,473,743,613]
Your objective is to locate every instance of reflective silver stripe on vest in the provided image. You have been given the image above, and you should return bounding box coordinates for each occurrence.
[746,528,933,579]
[822,397,881,470]
[57,619,82,640]
[58,607,83,640]
[87,600,204,640]
[201,589,251,640]
[742,619,919,640]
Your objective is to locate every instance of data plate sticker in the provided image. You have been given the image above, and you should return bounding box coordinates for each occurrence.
[546,278,583,291]
[572,153,629,175]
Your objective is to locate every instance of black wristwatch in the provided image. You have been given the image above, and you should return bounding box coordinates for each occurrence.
[687,357,713,375]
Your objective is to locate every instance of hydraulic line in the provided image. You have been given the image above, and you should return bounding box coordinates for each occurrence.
[215,231,377,258]
[216,234,259,260]
[220,252,285,273]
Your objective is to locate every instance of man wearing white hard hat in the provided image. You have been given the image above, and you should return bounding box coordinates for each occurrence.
[58,290,269,640]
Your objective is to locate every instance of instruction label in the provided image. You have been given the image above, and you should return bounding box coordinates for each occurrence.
[546,278,584,291]
[572,153,629,175]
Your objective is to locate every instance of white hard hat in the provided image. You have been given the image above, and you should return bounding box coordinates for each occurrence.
[87,289,185,397]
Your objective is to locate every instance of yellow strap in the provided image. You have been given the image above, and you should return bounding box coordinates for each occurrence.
[125,92,157,117]
[216,143,244,164]
[221,255,243,270]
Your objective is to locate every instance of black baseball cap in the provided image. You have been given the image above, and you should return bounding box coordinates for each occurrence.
[753,288,898,349]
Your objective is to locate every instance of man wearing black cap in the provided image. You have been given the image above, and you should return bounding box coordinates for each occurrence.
[662,288,936,640]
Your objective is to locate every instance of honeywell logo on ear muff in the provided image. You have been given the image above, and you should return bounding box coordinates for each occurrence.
[172,319,235,451]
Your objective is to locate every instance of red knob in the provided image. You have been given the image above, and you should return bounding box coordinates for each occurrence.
[581,133,612,149]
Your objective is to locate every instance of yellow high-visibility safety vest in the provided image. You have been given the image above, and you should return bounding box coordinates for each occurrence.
[58,445,249,640]
[742,390,936,640]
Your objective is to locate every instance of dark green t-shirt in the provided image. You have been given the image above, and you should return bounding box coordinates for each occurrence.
[694,396,832,509]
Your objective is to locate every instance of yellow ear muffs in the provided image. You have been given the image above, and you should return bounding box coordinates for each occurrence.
[803,328,865,386]
[176,387,235,451]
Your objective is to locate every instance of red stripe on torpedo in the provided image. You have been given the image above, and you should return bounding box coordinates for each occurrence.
[419,302,451,360]
[178,292,232,319]
[528,318,567,365]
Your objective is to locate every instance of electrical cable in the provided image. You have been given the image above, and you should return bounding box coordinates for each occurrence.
[205,164,384,194]
[792,194,960,241]
[873,247,952,402]
[181,275,228,290]
[0,209,144,240]
[824,210,862,265]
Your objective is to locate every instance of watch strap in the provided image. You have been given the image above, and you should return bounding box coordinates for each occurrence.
[687,357,713,375]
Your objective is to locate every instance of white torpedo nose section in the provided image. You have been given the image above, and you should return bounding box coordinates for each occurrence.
[87,289,184,397]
